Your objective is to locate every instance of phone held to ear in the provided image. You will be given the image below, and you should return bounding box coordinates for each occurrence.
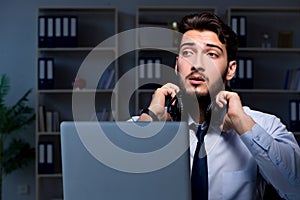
[166,91,183,121]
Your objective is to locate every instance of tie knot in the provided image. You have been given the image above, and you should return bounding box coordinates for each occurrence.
[196,122,208,142]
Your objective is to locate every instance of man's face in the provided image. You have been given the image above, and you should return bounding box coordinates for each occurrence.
[175,30,235,98]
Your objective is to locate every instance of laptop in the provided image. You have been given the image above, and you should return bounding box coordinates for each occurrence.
[60,121,191,200]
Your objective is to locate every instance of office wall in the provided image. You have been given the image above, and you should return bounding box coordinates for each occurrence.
[1,0,299,199]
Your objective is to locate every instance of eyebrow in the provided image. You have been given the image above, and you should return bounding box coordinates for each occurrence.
[180,42,223,53]
[206,43,223,52]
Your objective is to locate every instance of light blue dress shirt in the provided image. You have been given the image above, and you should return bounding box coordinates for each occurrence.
[132,106,300,199]
[188,106,300,200]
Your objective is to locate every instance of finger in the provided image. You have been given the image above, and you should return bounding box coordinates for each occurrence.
[161,83,180,98]
[216,91,228,108]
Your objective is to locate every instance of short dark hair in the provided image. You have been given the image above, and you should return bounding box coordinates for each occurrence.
[178,12,238,62]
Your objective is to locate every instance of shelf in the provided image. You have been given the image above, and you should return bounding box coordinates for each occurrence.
[38,132,60,136]
[238,47,300,53]
[235,89,300,94]
[36,7,118,200]
[227,7,300,13]
[38,173,62,178]
[38,47,116,52]
[38,89,114,94]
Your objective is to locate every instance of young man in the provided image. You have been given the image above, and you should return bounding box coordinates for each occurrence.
[137,12,300,199]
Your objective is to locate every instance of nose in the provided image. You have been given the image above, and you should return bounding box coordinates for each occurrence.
[191,66,205,73]
[190,53,206,72]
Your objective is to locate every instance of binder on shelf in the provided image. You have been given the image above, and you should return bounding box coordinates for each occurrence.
[54,16,63,47]
[61,16,78,47]
[245,58,253,89]
[146,59,153,79]
[38,142,54,174]
[239,16,247,47]
[62,16,69,47]
[139,57,162,79]
[69,16,78,47]
[46,111,53,132]
[154,58,161,79]
[231,16,247,47]
[231,17,238,35]
[38,58,46,90]
[139,57,163,89]
[38,57,55,89]
[46,58,54,89]
[289,100,300,131]
[238,58,245,87]
[139,59,145,79]
[230,57,253,89]
[46,16,55,47]
[38,16,46,48]
[38,15,78,48]
[38,105,46,132]
[46,143,54,170]
[52,111,60,132]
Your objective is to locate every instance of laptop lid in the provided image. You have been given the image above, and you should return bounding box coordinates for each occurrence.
[60,121,191,200]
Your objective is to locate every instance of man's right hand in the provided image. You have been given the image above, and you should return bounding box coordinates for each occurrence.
[138,83,180,121]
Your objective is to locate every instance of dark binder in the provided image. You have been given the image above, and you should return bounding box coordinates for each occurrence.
[46,16,55,47]
[61,16,78,47]
[38,16,47,48]
[38,58,46,89]
[45,58,55,89]
[54,16,63,47]
[245,58,253,89]
[289,100,300,131]
[238,16,247,47]
[231,16,247,47]
[69,16,78,47]
[38,142,54,174]
[230,58,244,89]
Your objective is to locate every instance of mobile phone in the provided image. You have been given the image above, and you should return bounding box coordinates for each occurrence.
[166,92,183,121]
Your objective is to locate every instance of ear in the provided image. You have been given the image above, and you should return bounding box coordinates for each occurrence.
[226,60,236,81]
[174,56,179,75]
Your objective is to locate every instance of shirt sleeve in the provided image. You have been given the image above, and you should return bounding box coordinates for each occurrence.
[240,121,300,199]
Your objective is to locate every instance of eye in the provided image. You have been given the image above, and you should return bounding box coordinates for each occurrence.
[207,51,219,58]
[181,49,194,57]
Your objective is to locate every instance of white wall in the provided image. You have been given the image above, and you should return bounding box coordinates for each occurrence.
[1,0,299,199]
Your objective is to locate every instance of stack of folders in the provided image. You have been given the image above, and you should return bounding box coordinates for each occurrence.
[230,58,253,89]
[38,142,54,174]
[289,100,300,132]
[138,57,162,89]
[38,58,54,90]
[38,15,78,48]
[231,16,247,47]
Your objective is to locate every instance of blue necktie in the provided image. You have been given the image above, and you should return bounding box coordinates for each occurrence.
[191,123,208,200]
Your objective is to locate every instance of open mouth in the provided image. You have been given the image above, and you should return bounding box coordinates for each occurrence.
[188,74,206,85]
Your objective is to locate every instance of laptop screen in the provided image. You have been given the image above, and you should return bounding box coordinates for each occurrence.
[60,121,191,200]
